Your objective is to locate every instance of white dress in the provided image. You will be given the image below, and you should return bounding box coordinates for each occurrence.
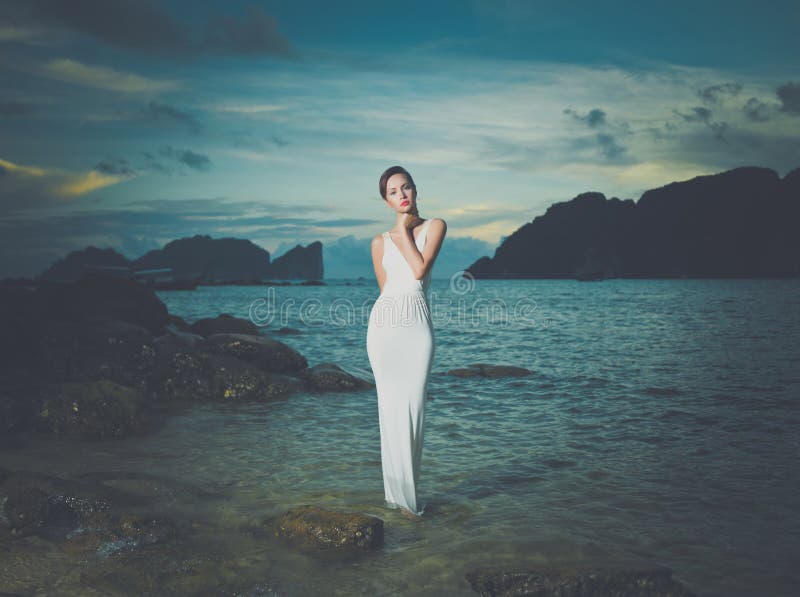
[367,219,435,517]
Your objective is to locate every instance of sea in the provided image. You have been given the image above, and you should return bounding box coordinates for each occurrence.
[5,278,799,596]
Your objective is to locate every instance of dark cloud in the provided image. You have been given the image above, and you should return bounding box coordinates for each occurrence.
[0,100,34,116]
[563,107,607,127]
[94,157,136,177]
[22,0,189,54]
[8,0,293,59]
[596,133,626,158]
[203,5,291,56]
[140,101,201,133]
[697,83,742,104]
[159,146,211,171]
[776,81,800,114]
[743,97,771,122]
[675,106,713,123]
[673,106,730,141]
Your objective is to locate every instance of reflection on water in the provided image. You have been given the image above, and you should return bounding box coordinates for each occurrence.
[3,279,799,596]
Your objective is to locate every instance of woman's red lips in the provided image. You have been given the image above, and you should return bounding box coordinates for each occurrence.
[400,200,410,206]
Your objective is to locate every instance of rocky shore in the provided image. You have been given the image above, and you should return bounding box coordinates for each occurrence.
[0,273,698,595]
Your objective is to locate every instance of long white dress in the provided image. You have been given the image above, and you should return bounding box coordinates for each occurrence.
[366,218,435,517]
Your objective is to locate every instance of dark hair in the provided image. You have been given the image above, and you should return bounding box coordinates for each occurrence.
[379,165,416,201]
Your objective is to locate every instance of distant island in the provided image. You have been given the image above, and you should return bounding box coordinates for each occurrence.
[28,235,323,286]
[467,165,800,279]
[3,164,799,288]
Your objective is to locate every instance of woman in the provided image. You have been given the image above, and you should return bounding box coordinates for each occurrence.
[366,165,447,519]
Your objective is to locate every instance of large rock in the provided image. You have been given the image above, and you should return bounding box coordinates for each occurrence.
[188,313,262,337]
[38,320,157,390]
[273,505,384,553]
[300,362,373,391]
[204,333,308,374]
[34,273,170,334]
[204,353,306,401]
[32,379,149,439]
[147,331,209,402]
[465,565,696,597]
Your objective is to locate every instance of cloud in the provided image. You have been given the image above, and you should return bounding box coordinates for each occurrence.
[596,133,627,158]
[564,107,607,127]
[697,82,742,104]
[0,157,132,215]
[94,157,136,177]
[159,146,211,171]
[672,105,729,141]
[202,5,291,56]
[776,81,800,114]
[742,97,771,122]
[0,100,35,116]
[7,0,293,59]
[140,101,200,133]
[36,58,180,92]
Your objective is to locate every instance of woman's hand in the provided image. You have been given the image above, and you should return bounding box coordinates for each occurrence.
[399,209,421,230]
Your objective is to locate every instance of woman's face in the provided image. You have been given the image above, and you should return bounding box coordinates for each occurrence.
[385,173,417,214]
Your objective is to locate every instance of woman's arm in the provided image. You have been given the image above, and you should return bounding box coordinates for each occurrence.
[371,233,386,293]
[395,218,447,280]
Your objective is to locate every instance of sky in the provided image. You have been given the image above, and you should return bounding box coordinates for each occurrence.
[1,0,799,279]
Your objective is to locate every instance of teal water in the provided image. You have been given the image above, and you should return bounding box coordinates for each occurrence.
[8,279,800,595]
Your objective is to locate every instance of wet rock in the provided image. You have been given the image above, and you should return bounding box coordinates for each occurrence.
[166,313,192,333]
[147,332,210,402]
[446,363,532,378]
[69,541,246,596]
[38,320,157,391]
[34,273,170,334]
[276,326,302,335]
[204,333,308,374]
[299,362,373,391]
[32,379,149,439]
[205,353,305,401]
[465,565,696,597]
[189,313,262,337]
[2,486,50,536]
[273,504,384,552]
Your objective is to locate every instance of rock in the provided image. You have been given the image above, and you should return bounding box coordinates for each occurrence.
[204,333,308,374]
[446,363,532,378]
[0,384,34,434]
[465,565,696,597]
[204,353,305,401]
[273,505,384,553]
[147,332,210,402]
[188,313,262,337]
[34,273,170,334]
[276,326,302,335]
[32,379,149,439]
[300,362,373,391]
[2,486,50,536]
[38,320,157,390]
[166,313,192,333]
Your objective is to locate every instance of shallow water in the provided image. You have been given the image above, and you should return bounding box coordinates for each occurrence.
[4,278,799,596]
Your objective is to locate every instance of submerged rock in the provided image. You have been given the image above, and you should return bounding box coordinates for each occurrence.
[300,362,374,391]
[273,505,384,552]
[446,363,532,378]
[465,565,696,597]
[32,379,149,439]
